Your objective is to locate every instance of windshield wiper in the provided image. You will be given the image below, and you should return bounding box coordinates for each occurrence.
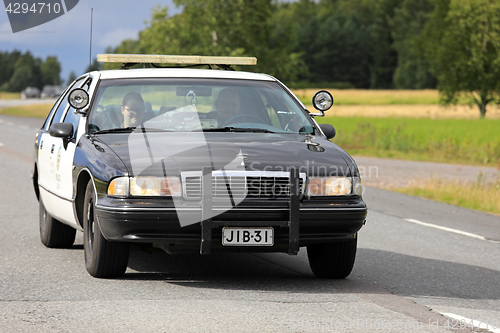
[92,127,174,134]
[197,127,276,133]
[91,127,137,134]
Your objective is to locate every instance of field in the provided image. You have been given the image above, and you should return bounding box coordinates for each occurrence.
[294,89,441,105]
[0,104,53,118]
[0,92,21,100]
[295,88,500,119]
[316,116,500,167]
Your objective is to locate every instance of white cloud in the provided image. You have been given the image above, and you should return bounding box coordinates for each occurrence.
[98,28,139,48]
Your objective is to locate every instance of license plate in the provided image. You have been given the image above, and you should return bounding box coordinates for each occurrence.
[222,227,274,246]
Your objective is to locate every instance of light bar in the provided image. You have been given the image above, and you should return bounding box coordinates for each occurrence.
[97,54,257,66]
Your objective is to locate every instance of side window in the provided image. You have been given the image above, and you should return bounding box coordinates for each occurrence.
[63,108,81,138]
[63,77,91,137]
[45,76,86,129]
[48,76,89,136]
[42,92,66,130]
[50,95,70,126]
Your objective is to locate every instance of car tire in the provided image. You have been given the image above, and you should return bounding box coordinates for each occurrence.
[83,181,129,278]
[39,197,76,248]
[307,236,357,279]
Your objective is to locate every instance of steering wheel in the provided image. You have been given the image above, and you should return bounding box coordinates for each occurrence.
[222,113,264,127]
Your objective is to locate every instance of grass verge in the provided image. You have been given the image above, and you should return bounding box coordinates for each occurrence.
[392,177,500,216]
[0,92,21,100]
[0,104,53,118]
[317,116,500,167]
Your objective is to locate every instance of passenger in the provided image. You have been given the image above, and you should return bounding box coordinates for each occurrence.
[121,92,145,127]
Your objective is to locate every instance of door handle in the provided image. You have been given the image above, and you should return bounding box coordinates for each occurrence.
[51,144,55,154]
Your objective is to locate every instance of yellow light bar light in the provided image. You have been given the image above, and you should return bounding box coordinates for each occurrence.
[97,54,257,66]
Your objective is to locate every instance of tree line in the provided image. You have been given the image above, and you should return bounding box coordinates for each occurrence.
[2,0,499,116]
[106,0,500,117]
[0,51,63,92]
[107,0,440,90]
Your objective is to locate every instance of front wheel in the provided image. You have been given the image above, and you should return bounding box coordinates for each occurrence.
[307,236,357,279]
[39,197,76,248]
[83,181,129,278]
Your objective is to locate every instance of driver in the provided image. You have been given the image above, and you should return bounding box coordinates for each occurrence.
[215,88,240,124]
[121,92,145,127]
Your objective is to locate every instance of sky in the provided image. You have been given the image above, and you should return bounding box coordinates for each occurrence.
[0,1,181,84]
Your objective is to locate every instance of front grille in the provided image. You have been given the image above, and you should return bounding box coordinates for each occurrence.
[182,171,305,199]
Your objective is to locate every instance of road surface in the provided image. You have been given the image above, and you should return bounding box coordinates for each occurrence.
[0,114,498,332]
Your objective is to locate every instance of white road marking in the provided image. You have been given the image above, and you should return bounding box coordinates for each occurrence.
[0,142,4,147]
[441,312,500,333]
[404,218,498,243]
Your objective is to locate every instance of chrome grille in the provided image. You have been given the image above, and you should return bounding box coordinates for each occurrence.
[182,171,305,199]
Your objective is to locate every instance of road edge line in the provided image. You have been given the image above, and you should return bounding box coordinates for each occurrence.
[404,219,499,243]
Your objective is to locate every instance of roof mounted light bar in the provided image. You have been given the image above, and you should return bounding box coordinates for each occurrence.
[97,54,257,70]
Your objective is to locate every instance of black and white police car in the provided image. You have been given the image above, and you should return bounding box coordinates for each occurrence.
[32,54,367,278]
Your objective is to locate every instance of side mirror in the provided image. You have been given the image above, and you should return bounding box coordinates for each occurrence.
[68,88,89,113]
[319,124,336,139]
[49,123,73,149]
[49,122,73,138]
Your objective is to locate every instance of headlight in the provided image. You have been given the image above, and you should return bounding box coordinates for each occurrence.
[307,176,362,196]
[108,177,129,196]
[108,176,181,197]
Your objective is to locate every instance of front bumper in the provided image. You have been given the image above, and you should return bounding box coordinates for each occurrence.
[96,170,367,254]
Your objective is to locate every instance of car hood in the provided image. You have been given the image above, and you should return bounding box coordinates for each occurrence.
[96,132,353,177]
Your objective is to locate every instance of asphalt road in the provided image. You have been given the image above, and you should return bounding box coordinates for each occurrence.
[0,114,499,333]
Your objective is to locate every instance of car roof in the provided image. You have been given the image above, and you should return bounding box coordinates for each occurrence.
[97,68,276,81]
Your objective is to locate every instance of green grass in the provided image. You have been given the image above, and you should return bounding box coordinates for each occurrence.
[0,104,53,118]
[393,176,500,215]
[317,116,500,167]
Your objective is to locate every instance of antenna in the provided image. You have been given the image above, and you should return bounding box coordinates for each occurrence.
[89,8,93,72]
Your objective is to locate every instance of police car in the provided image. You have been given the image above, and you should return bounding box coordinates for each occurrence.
[32,54,367,278]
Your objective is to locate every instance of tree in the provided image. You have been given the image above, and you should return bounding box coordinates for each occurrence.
[41,56,61,86]
[369,0,401,88]
[310,10,372,88]
[0,50,22,90]
[390,0,436,89]
[0,51,61,91]
[111,1,304,84]
[8,52,41,91]
[8,66,36,92]
[421,0,500,117]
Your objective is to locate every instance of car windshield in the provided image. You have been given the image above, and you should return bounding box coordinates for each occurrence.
[88,78,314,134]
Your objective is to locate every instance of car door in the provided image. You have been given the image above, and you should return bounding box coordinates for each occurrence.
[38,76,89,227]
